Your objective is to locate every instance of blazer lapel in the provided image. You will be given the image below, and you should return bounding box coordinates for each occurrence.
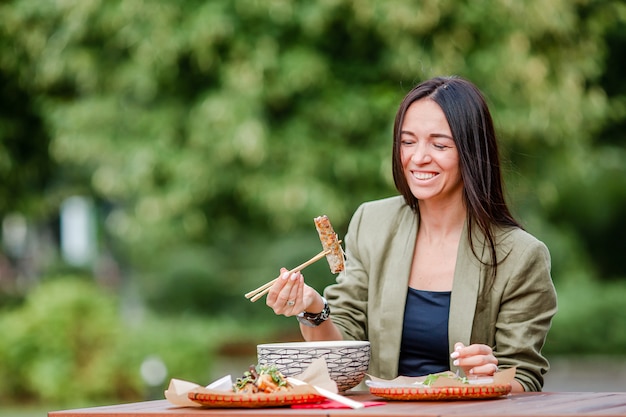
[448,222,483,358]
[377,208,418,377]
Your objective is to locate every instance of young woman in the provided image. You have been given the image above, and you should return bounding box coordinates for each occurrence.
[265,76,558,392]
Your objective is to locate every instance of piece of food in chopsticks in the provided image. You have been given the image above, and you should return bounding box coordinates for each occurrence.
[244,215,345,302]
[313,215,345,274]
[233,364,293,394]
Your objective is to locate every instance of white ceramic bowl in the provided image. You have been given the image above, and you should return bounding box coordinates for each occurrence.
[257,340,371,391]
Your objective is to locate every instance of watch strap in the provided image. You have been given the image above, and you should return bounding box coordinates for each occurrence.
[297,297,330,327]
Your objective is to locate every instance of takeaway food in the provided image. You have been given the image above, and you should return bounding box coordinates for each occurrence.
[233,364,293,394]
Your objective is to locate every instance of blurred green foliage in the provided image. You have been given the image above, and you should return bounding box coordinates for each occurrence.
[0,0,624,286]
[0,0,623,289]
[546,280,626,355]
[0,277,274,406]
[0,0,625,407]
[0,278,140,404]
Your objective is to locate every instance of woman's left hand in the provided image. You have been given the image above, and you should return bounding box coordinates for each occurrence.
[450,342,498,377]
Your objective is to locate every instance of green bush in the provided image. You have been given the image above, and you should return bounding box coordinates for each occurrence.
[0,277,140,405]
[0,277,226,407]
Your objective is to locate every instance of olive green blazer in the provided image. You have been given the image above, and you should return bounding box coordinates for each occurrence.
[324,196,558,392]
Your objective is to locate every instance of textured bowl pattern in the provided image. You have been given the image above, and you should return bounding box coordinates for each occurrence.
[257,341,370,392]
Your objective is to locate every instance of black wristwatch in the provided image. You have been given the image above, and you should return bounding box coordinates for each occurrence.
[297,297,331,327]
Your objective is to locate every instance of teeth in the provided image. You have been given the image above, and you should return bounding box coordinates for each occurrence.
[413,172,436,180]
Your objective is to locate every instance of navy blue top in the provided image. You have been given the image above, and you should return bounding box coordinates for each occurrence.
[398,288,452,376]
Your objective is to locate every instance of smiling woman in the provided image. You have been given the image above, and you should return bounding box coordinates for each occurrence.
[263,76,557,394]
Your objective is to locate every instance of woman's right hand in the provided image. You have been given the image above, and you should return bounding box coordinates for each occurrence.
[265,268,321,317]
[267,268,344,341]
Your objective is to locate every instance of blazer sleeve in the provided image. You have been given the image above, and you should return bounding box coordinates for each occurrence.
[482,234,558,392]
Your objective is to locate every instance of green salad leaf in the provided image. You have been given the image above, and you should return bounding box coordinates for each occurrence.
[423,372,469,386]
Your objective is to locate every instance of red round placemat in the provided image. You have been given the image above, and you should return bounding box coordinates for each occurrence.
[188,391,326,408]
[369,384,511,401]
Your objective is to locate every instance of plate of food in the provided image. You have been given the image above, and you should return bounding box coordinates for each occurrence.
[368,383,512,401]
[186,365,326,408]
[366,368,515,401]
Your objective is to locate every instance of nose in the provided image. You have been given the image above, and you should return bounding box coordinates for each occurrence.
[410,143,432,164]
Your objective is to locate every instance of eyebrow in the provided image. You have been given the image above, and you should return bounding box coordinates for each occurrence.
[400,130,454,140]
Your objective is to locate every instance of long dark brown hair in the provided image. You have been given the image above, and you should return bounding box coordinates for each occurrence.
[392,76,521,283]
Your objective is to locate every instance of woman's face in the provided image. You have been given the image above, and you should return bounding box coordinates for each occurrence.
[400,98,463,204]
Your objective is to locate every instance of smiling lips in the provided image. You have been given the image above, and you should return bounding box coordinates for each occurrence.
[413,171,437,180]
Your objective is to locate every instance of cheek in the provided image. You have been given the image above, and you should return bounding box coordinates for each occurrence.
[450,161,463,182]
[442,154,460,171]
[400,149,411,167]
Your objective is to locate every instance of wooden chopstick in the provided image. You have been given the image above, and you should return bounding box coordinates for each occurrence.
[287,377,364,409]
[245,248,331,302]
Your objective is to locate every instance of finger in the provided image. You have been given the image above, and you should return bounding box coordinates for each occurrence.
[464,344,492,356]
[451,350,496,368]
[295,278,305,309]
[284,272,302,316]
[266,270,290,307]
[274,271,300,313]
[453,352,498,377]
[451,343,492,359]
[452,355,485,369]
[468,362,499,376]
[450,343,464,360]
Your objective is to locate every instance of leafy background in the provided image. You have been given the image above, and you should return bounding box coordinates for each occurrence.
[0,0,625,411]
